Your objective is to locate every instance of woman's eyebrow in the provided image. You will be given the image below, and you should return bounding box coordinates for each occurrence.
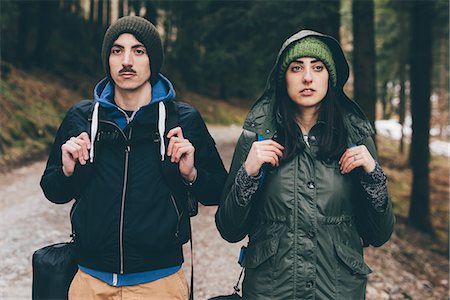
[293,58,321,63]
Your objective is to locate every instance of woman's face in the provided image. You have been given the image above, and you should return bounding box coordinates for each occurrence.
[285,57,329,111]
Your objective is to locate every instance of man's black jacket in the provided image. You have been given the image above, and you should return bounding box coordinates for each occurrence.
[40,99,227,274]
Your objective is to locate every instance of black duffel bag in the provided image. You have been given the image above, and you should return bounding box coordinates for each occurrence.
[208,293,242,299]
[32,241,78,300]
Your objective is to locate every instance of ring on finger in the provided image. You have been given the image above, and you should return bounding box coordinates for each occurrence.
[353,155,357,162]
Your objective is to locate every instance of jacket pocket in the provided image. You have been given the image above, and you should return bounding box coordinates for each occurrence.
[242,237,279,269]
[241,237,280,296]
[334,242,372,275]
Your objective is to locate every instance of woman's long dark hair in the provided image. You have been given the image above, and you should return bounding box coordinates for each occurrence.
[276,81,348,162]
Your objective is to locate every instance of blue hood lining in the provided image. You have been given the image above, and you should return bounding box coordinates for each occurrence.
[94,73,176,107]
[92,74,176,129]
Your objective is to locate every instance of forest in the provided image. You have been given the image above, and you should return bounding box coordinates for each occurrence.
[0,0,449,232]
[1,0,449,245]
[1,0,449,298]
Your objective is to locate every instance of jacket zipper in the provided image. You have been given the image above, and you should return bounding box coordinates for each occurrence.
[98,120,128,140]
[95,117,133,276]
[293,157,298,297]
[119,126,133,274]
[69,200,80,241]
[96,119,131,274]
[70,200,80,221]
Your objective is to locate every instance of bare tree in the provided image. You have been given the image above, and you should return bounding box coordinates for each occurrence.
[16,1,34,66]
[106,0,111,26]
[98,0,104,31]
[352,0,377,130]
[33,1,58,67]
[144,0,157,24]
[398,13,408,154]
[408,0,433,234]
[111,0,119,23]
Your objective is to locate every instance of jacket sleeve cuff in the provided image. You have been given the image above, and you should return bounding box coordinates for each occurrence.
[51,167,76,187]
[187,167,205,191]
[359,162,389,212]
[235,164,262,207]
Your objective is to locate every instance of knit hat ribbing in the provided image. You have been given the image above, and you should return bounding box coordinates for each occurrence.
[278,37,337,87]
[101,16,163,84]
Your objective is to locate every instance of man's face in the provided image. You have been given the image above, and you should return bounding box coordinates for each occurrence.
[109,33,151,91]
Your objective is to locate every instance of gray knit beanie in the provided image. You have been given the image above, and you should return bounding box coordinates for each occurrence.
[101,16,163,84]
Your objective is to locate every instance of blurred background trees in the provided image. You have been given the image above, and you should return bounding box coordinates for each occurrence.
[0,0,448,235]
[1,0,342,98]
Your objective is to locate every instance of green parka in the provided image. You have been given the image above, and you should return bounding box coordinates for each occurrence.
[215,30,395,299]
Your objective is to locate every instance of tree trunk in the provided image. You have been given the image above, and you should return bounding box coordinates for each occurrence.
[331,1,341,42]
[123,0,128,16]
[398,16,408,154]
[380,80,388,120]
[106,0,111,27]
[111,0,119,23]
[352,0,376,130]
[71,0,81,15]
[408,0,433,234]
[399,66,406,154]
[92,0,104,49]
[33,1,57,68]
[130,0,141,16]
[144,0,157,24]
[98,0,104,31]
[163,9,174,53]
[119,0,124,18]
[89,0,95,23]
[438,36,448,137]
[172,3,201,87]
[16,1,34,67]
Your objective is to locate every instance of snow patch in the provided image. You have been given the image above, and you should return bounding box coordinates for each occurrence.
[375,120,449,157]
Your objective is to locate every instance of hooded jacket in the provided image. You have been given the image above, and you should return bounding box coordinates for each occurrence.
[41,74,227,274]
[215,30,395,299]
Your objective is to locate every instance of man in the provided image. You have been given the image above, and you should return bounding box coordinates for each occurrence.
[40,16,227,299]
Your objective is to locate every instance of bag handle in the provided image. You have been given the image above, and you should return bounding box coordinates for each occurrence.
[189,220,194,300]
[232,246,247,294]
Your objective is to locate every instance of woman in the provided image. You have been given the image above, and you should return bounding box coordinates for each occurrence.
[215,30,395,299]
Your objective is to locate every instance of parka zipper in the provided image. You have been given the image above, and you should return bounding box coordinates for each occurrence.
[293,157,298,296]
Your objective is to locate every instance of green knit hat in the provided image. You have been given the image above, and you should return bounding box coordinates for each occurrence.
[278,37,337,87]
[101,16,163,84]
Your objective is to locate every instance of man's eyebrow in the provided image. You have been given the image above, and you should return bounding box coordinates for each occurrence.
[131,44,145,49]
[111,43,145,49]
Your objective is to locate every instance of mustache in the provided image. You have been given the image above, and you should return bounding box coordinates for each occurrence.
[119,67,136,74]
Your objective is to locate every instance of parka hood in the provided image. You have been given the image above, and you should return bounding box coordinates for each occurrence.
[244,29,374,145]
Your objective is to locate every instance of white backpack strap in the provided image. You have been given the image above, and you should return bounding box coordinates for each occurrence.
[158,101,167,161]
[89,102,100,163]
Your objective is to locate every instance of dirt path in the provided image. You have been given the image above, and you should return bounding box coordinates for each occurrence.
[0,125,448,299]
